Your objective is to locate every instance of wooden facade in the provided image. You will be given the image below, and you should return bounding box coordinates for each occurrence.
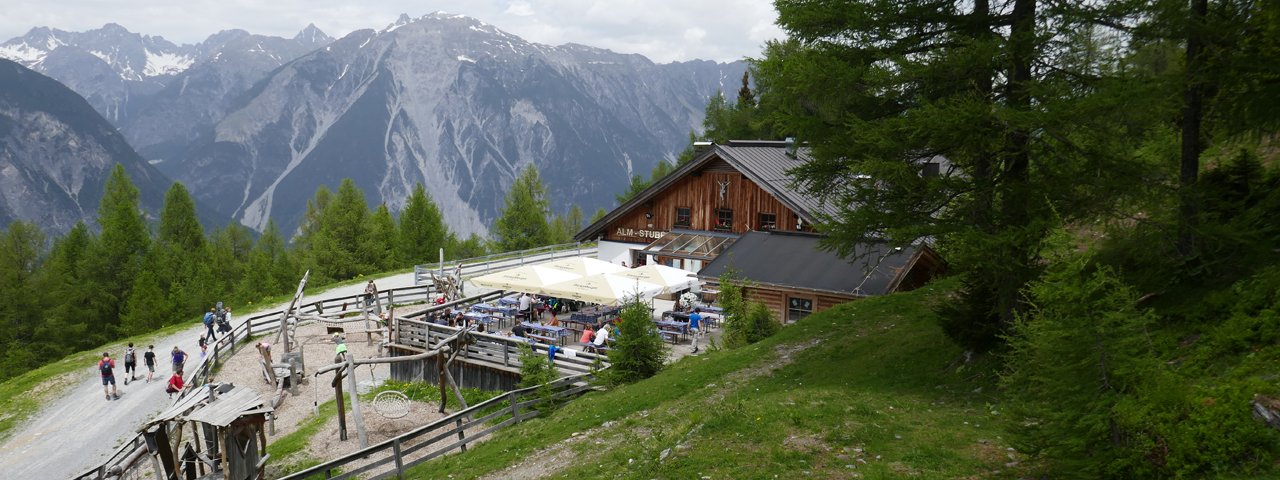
[741,286,856,325]
[601,158,810,245]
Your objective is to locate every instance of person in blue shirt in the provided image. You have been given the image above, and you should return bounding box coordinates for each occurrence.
[689,308,703,354]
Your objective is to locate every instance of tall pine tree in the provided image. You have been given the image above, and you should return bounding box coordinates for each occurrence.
[758,0,1155,351]
[86,164,151,333]
[397,184,447,265]
[493,165,552,252]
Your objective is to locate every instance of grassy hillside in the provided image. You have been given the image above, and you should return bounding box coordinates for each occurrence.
[406,278,1028,479]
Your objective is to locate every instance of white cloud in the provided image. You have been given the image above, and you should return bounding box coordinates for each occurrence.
[0,0,784,63]
[504,1,535,17]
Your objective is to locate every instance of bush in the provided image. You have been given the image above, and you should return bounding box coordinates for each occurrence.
[1002,249,1160,478]
[604,298,666,385]
[719,272,778,347]
[517,343,555,409]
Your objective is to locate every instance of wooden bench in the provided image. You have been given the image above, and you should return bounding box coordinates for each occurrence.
[659,330,682,344]
[578,342,610,354]
[528,334,557,345]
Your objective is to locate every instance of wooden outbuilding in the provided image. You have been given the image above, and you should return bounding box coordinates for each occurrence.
[142,384,272,480]
[697,230,945,322]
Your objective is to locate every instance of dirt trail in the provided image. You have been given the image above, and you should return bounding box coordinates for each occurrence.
[0,272,417,480]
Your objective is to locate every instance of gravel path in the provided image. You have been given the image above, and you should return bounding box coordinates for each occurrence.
[0,272,417,480]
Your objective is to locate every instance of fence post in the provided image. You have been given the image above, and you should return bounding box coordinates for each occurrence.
[508,390,520,421]
[392,438,404,478]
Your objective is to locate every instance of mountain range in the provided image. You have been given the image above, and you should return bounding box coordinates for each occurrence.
[0,58,169,233]
[0,13,745,238]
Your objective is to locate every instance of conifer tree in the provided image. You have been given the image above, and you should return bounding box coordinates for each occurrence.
[35,222,96,353]
[0,221,45,377]
[367,203,397,271]
[758,0,1155,351]
[493,165,551,252]
[397,184,447,264]
[157,182,204,251]
[311,179,371,280]
[87,164,151,330]
[605,298,666,385]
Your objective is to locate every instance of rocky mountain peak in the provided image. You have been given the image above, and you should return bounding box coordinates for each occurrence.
[294,23,332,45]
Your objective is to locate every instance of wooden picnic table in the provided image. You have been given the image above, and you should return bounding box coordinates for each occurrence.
[471,303,517,317]
[521,322,573,346]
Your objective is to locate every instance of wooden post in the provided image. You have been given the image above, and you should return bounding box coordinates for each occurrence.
[257,425,268,479]
[154,425,179,480]
[437,350,447,413]
[217,428,229,475]
[443,367,469,452]
[333,369,347,441]
[346,355,368,447]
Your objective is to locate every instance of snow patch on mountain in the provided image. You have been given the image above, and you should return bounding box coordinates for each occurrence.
[143,49,193,76]
[0,42,44,63]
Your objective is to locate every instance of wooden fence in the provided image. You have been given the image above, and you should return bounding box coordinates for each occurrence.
[277,373,597,480]
[73,244,606,480]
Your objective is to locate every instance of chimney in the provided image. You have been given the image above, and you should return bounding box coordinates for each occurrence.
[785,137,797,158]
[693,141,712,155]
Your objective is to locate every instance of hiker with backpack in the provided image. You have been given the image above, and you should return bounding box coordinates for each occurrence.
[123,343,137,384]
[98,352,118,401]
[218,306,233,334]
[202,307,217,341]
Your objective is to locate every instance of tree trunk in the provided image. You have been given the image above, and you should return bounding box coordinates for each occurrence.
[1178,0,1208,258]
[998,0,1038,327]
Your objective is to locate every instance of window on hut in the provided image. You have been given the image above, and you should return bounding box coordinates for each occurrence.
[758,212,777,230]
[787,296,814,323]
[714,208,733,231]
[674,207,692,228]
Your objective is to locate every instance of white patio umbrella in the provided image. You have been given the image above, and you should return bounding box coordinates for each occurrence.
[540,273,663,306]
[540,256,628,276]
[470,264,581,294]
[613,264,699,294]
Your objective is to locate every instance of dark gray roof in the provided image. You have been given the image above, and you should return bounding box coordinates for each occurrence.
[715,143,839,221]
[576,140,834,242]
[697,231,922,296]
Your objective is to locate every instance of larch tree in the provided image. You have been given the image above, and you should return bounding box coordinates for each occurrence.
[493,165,552,252]
[311,179,371,280]
[397,183,447,265]
[87,164,151,331]
[366,203,398,271]
[756,0,1156,351]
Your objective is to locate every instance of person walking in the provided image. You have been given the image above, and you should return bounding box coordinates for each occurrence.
[171,346,187,374]
[123,343,137,384]
[143,345,157,383]
[689,308,703,354]
[98,352,118,401]
[202,307,217,341]
[364,280,379,310]
[198,334,208,358]
[220,307,233,334]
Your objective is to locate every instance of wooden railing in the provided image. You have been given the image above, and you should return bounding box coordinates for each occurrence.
[72,243,607,480]
[413,241,597,285]
[278,373,597,480]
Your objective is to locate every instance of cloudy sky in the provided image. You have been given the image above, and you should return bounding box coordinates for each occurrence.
[2,0,785,63]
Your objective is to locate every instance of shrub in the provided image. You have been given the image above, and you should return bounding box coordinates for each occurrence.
[1002,249,1160,478]
[604,298,666,385]
[719,272,778,347]
[517,343,555,409]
